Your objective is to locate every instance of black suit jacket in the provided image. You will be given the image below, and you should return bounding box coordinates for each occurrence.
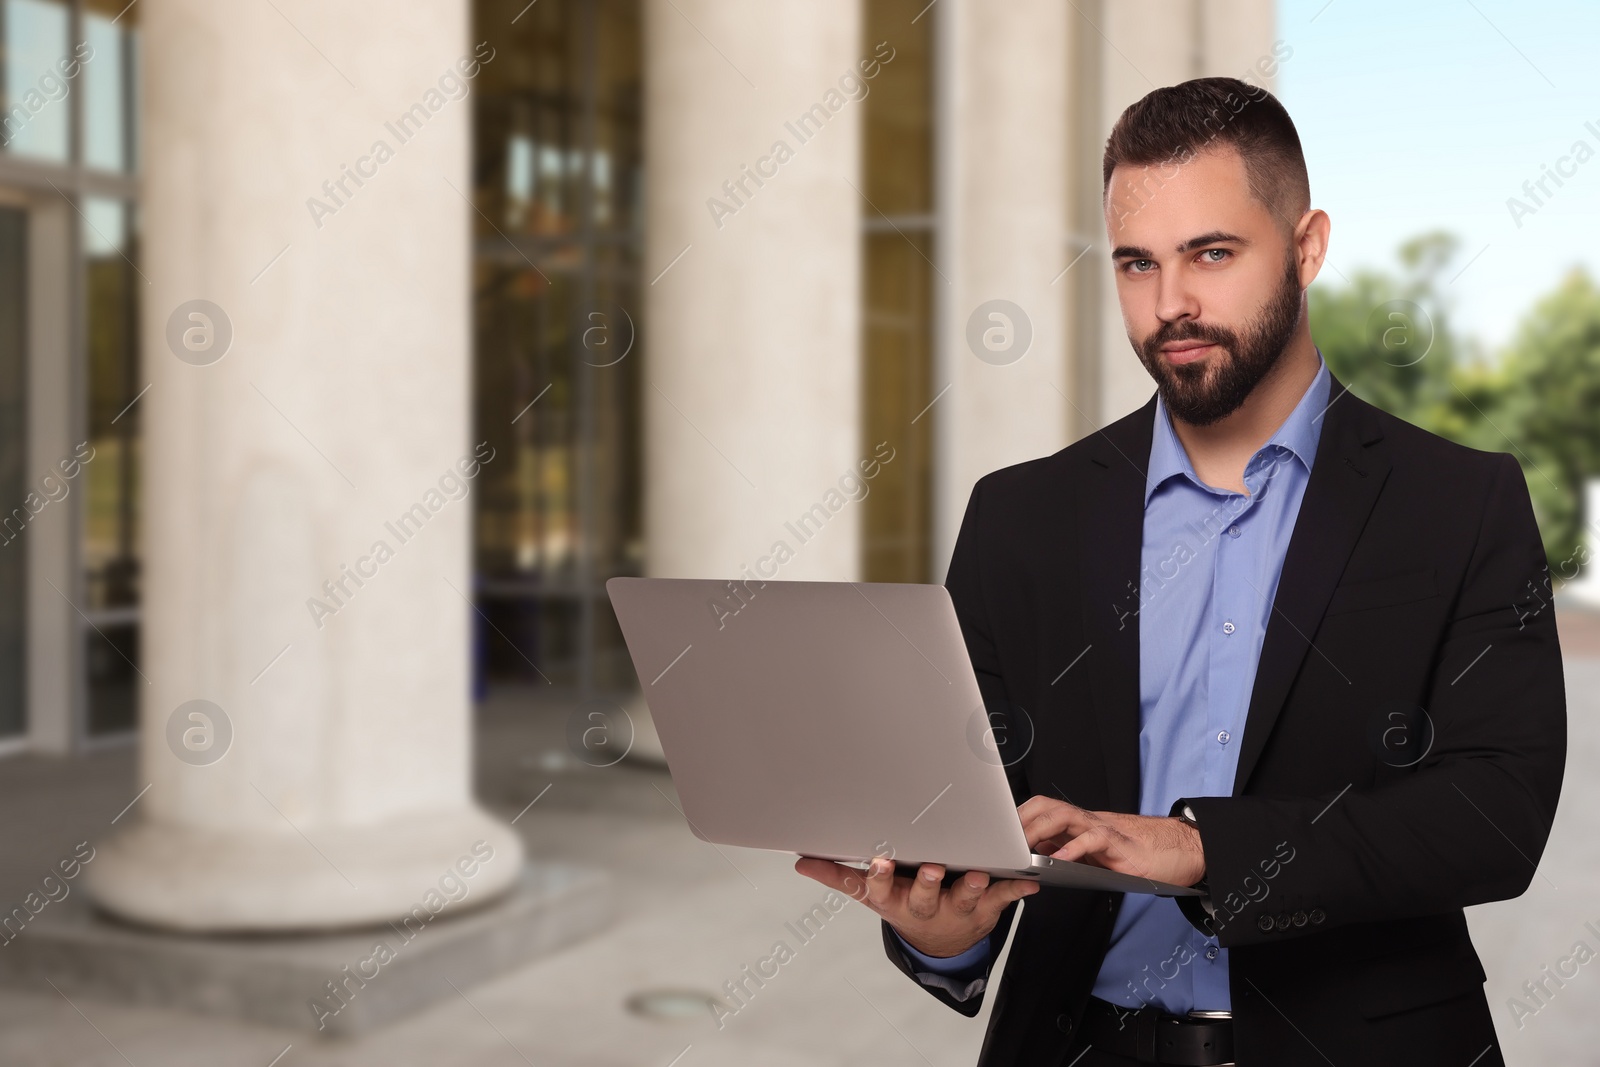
[881,373,1566,1066]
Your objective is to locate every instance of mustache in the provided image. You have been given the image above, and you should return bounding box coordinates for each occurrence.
[1147,320,1234,348]
[1143,319,1237,359]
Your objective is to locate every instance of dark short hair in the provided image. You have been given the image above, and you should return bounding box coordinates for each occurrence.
[1101,76,1310,227]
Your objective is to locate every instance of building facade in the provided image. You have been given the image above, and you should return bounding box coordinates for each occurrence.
[0,0,1274,927]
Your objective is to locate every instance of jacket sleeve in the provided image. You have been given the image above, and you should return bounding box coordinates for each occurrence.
[882,905,1017,1015]
[1173,452,1567,945]
[879,474,1029,1012]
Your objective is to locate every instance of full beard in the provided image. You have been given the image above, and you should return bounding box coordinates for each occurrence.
[1133,252,1304,427]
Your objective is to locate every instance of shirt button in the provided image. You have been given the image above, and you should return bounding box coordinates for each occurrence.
[1227,525,1241,538]
[1222,620,1236,635]
[1217,730,1231,745]
[1205,945,1219,960]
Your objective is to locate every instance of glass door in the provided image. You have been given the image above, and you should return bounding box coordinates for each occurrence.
[470,0,644,696]
[0,0,142,752]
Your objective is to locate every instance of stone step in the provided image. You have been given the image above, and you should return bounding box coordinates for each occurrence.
[0,862,611,1037]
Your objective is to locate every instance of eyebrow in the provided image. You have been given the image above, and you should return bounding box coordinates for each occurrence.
[1110,231,1252,260]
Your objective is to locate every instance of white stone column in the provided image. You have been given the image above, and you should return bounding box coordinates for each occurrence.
[642,0,862,584]
[1202,0,1283,89]
[931,0,1071,578]
[627,0,861,765]
[85,0,523,931]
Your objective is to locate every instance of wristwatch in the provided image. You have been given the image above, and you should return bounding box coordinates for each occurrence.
[1174,802,1211,902]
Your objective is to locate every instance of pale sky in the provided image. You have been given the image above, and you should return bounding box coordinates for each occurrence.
[1276,0,1600,354]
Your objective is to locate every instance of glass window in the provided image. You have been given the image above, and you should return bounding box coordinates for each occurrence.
[2,0,72,162]
[82,6,131,171]
[0,0,141,748]
[471,0,642,693]
[861,0,935,583]
[82,195,140,735]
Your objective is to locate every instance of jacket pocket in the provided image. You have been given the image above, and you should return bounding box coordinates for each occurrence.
[1324,567,1438,617]
[1356,938,1488,1019]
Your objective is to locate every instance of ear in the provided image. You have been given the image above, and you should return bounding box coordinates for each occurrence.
[1291,208,1331,289]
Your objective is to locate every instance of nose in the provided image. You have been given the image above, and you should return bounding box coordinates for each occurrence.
[1154,270,1200,327]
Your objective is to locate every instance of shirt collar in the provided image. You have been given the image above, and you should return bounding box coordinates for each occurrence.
[1144,347,1331,508]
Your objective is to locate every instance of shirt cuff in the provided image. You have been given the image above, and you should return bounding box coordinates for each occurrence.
[892,930,991,1002]
[894,930,990,975]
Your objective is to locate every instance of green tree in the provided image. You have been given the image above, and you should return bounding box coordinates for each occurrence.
[1308,230,1468,430]
[1493,267,1600,574]
[1310,232,1600,575]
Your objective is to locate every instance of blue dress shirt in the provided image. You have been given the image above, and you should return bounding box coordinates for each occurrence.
[897,351,1332,1014]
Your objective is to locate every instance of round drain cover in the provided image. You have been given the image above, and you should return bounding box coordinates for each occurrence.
[624,989,722,1021]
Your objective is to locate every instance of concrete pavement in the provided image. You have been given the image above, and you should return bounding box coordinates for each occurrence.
[1,605,1596,1065]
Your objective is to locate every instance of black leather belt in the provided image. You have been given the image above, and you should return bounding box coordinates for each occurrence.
[1077,995,1235,1065]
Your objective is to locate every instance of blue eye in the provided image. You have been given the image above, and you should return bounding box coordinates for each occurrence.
[1201,248,1230,263]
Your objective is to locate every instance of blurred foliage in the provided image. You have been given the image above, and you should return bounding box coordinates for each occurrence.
[1494,269,1600,578]
[1309,230,1600,578]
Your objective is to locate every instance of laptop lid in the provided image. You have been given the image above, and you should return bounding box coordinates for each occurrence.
[606,577,1036,871]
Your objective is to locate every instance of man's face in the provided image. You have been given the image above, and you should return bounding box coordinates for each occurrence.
[1106,146,1305,426]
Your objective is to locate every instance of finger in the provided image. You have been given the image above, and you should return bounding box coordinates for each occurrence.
[947,869,989,916]
[1022,804,1088,851]
[1019,797,1079,830]
[1052,825,1111,867]
[795,857,866,898]
[1016,795,1058,821]
[862,857,897,909]
[979,876,1041,923]
[905,863,945,921]
[1024,799,1100,844]
[834,862,875,903]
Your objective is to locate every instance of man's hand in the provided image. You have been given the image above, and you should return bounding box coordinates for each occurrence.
[794,856,1038,959]
[1020,796,1206,888]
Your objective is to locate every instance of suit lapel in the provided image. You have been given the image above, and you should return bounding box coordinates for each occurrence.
[1230,372,1389,793]
[1077,395,1159,815]
[1076,371,1390,812]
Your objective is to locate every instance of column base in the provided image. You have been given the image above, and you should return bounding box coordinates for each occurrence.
[6,860,608,1036]
[84,805,525,933]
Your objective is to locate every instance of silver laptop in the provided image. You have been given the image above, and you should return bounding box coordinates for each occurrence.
[606,577,1201,897]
